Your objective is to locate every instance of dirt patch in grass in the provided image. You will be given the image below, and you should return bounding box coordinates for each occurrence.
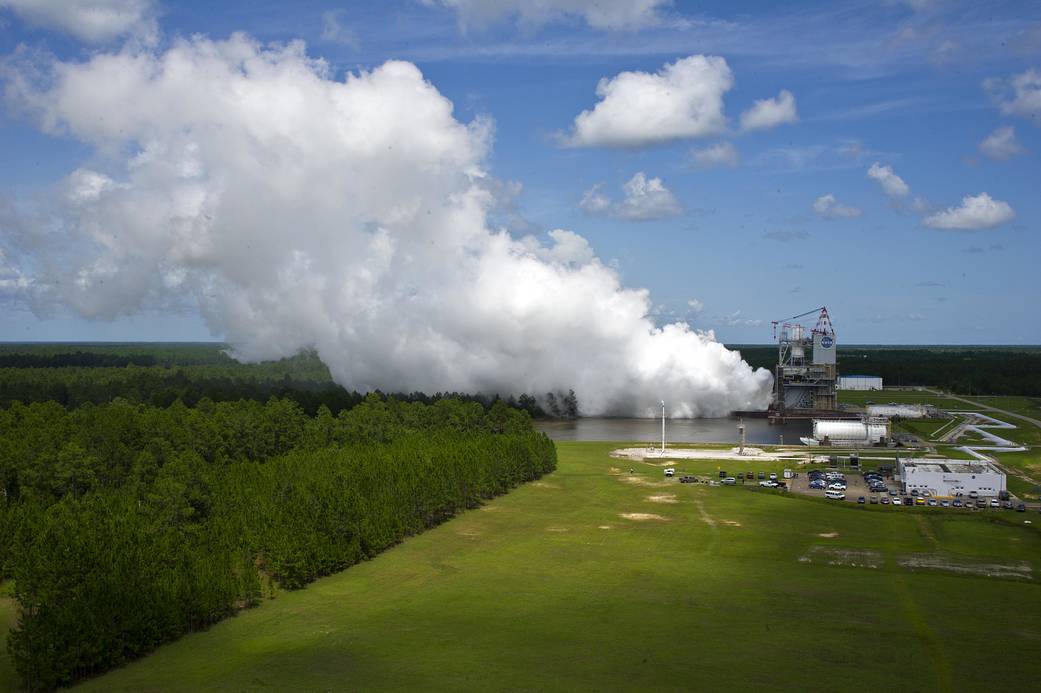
[456,529,480,538]
[897,554,1034,580]
[545,527,569,533]
[620,476,670,488]
[531,481,559,489]
[799,546,883,569]
[619,513,669,522]
[598,525,613,530]
[693,499,716,527]
[722,520,741,527]
[817,532,839,538]
[646,494,678,504]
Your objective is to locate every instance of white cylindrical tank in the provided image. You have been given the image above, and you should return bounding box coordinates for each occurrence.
[814,420,869,440]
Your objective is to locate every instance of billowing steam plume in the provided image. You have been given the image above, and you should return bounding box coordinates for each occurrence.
[1,35,772,416]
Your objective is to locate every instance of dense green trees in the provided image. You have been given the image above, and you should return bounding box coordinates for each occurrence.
[0,393,555,689]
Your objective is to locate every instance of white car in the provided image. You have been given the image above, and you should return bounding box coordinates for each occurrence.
[759,480,776,488]
[722,477,737,485]
[825,489,845,500]
[664,468,675,477]
[828,483,847,491]
[769,473,778,481]
[989,499,1000,508]
[892,498,902,506]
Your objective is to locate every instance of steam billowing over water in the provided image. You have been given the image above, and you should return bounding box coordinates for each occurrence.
[1,35,772,416]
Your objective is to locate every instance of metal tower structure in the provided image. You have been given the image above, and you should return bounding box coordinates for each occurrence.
[770,306,839,420]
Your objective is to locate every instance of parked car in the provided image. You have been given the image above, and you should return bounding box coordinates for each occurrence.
[976,500,986,508]
[758,472,766,480]
[1017,503,1027,512]
[679,476,697,484]
[989,499,1000,508]
[759,480,776,488]
[719,470,727,478]
[809,480,826,490]
[769,473,778,481]
[1002,501,1013,510]
[825,490,845,500]
[969,490,979,499]
[940,500,950,507]
[952,499,963,507]
[736,472,744,480]
[870,496,879,504]
[915,497,926,506]
[891,498,902,506]
[880,496,890,505]
[723,477,736,485]
[664,468,675,477]
[927,499,938,507]
[857,496,866,504]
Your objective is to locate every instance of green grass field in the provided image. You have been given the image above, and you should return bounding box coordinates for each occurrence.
[837,389,972,409]
[39,441,1040,692]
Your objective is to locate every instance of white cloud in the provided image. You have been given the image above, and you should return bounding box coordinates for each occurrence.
[813,193,862,219]
[581,173,682,221]
[984,68,1041,124]
[578,184,611,214]
[689,141,739,169]
[422,0,669,31]
[867,162,910,197]
[717,310,762,328]
[562,55,733,148]
[0,0,155,42]
[1,34,772,417]
[320,9,358,48]
[923,192,1015,230]
[739,89,797,132]
[686,298,704,313]
[979,125,1025,160]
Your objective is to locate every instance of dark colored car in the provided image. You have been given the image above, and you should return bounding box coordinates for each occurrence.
[952,499,963,507]
[857,496,866,504]
[679,476,697,484]
[1016,503,1027,512]
[719,471,727,478]
[976,500,986,508]
[737,473,744,480]
[758,472,766,480]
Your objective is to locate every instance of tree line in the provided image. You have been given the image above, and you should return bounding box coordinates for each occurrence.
[0,395,556,690]
[733,345,1041,397]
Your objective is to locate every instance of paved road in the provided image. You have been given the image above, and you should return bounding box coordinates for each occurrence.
[927,389,1041,429]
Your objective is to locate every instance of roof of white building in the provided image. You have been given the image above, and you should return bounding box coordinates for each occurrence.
[899,458,1003,475]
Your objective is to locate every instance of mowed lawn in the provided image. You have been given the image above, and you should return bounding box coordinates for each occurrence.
[41,442,1041,691]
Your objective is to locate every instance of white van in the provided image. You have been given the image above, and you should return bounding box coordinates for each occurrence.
[825,489,846,500]
[663,467,675,477]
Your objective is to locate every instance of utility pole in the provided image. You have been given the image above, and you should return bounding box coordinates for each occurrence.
[661,400,666,454]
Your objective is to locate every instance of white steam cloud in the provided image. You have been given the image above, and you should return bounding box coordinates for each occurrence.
[0,34,772,417]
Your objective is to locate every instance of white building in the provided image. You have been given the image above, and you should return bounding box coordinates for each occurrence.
[838,375,883,390]
[897,458,1006,498]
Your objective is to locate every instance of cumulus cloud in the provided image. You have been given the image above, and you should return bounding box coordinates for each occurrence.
[984,68,1041,124]
[562,55,733,148]
[580,173,682,221]
[0,34,771,417]
[686,298,704,313]
[813,194,862,219]
[0,0,156,42]
[689,142,739,169]
[739,89,797,132]
[867,162,910,197]
[717,311,762,328]
[422,0,669,31]
[979,126,1025,160]
[923,193,1015,230]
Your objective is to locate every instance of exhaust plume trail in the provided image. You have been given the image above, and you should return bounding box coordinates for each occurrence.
[0,34,772,416]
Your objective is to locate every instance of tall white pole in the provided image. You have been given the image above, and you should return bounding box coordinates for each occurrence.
[661,400,666,454]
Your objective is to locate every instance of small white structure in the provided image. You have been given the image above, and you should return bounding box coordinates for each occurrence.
[897,458,1006,498]
[867,404,928,419]
[838,375,883,390]
[801,418,889,447]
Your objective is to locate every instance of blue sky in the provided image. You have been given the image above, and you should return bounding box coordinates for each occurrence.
[1,0,1040,345]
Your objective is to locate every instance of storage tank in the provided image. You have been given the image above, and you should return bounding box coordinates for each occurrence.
[812,418,888,445]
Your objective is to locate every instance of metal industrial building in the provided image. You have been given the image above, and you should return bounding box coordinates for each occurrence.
[867,404,928,418]
[838,375,883,390]
[897,458,1006,498]
[770,307,839,420]
[800,417,889,446]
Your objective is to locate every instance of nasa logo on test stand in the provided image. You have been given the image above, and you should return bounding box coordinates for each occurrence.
[820,336,834,349]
